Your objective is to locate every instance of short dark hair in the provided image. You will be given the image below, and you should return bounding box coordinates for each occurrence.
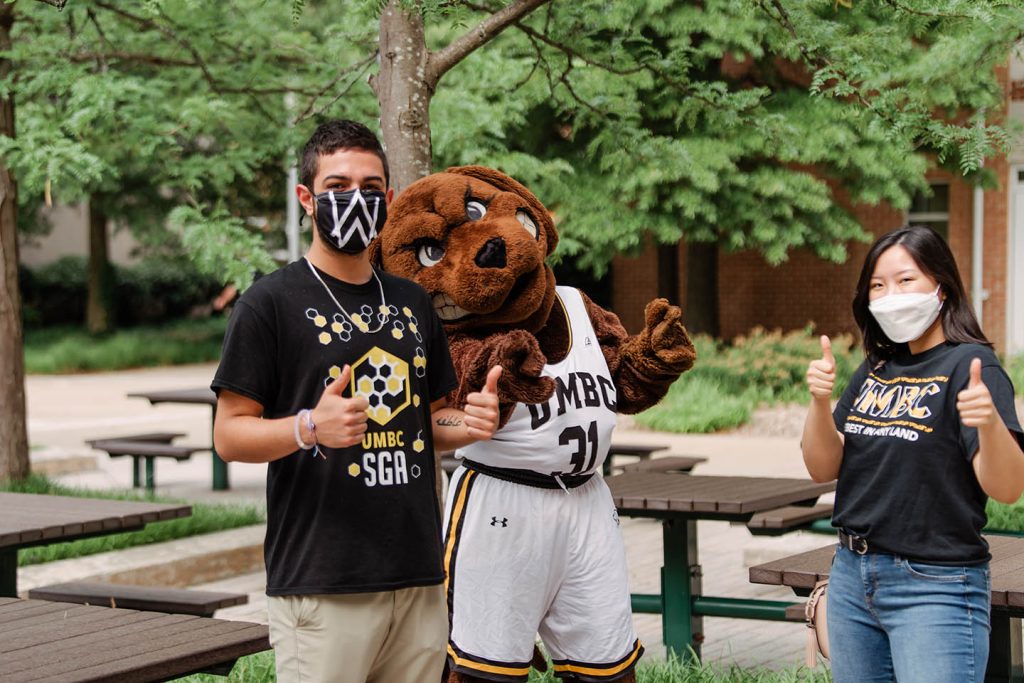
[852,224,990,365]
[299,119,390,189]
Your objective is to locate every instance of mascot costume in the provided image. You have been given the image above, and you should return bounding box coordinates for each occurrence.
[372,166,695,683]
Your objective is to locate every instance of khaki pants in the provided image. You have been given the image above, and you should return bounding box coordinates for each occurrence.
[267,584,447,683]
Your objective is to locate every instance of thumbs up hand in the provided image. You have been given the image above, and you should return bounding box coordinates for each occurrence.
[311,365,370,448]
[806,335,837,402]
[464,366,502,441]
[957,358,997,428]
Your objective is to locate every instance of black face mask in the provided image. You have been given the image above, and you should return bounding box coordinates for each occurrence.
[312,189,387,254]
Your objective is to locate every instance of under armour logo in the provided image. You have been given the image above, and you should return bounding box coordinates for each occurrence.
[490,517,508,528]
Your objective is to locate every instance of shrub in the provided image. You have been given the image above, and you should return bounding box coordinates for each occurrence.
[19,256,222,328]
[635,327,860,434]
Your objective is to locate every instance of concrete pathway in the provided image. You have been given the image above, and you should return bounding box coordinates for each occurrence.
[24,362,830,671]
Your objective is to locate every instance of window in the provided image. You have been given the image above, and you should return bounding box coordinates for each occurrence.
[907,183,950,240]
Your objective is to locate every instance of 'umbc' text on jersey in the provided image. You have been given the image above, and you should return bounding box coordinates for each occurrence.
[528,372,617,429]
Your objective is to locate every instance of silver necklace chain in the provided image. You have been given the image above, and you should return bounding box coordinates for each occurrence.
[304,257,388,334]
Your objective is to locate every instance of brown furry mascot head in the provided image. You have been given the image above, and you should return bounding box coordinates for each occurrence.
[372,165,560,336]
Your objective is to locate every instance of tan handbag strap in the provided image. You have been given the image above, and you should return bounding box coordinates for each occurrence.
[804,579,829,668]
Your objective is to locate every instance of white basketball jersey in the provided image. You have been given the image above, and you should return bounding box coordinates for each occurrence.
[457,286,618,476]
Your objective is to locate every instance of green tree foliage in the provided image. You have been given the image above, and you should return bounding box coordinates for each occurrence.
[5,0,1023,278]
[423,0,1024,273]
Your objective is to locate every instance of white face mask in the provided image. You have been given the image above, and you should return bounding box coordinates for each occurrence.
[868,285,943,343]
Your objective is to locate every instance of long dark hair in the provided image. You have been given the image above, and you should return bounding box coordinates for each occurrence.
[853,225,990,365]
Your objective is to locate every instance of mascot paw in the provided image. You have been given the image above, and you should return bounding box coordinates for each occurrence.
[492,329,556,405]
[642,298,696,371]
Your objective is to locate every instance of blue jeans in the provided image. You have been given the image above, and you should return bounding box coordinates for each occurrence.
[827,544,991,683]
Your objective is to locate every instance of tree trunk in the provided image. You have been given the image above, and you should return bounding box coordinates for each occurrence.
[0,4,29,482]
[86,199,113,334]
[372,0,434,193]
[684,241,719,337]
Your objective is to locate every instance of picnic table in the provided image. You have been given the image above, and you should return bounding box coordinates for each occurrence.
[749,536,1024,682]
[127,387,229,490]
[606,471,835,660]
[0,492,191,598]
[0,597,269,682]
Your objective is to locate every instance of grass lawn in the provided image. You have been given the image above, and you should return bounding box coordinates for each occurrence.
[0,474,264,565]
[23,317,227,374]
[174,651,832,682]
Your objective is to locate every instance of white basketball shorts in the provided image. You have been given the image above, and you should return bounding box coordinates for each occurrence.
[442,466,643,681]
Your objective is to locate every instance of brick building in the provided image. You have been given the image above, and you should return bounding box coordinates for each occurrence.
[609,56,1024,356]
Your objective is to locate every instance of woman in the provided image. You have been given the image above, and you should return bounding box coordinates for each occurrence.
[802,225,1024,682]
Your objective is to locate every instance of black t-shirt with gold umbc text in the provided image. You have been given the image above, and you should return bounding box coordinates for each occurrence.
[832,342,1023,565]
[212,260,457,595]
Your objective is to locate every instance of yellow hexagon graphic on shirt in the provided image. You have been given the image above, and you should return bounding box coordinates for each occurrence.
[413,395,421,407]
[318,332,331,346]
[313,315,327,328]
[328,365,342,380]
[351,346,410,426]
[347,463,361,477]
[413,438,425,453]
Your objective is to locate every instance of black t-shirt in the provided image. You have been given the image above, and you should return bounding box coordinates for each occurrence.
[832,341,1023,564]
[212,260,457,595]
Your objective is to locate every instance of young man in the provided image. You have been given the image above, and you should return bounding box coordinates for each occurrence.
[212,120,500,683]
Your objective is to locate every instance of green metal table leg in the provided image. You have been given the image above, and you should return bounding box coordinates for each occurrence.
[132,457,141,488]
[661,518,702,661]
[211,405,229,491]
[145,456,155,492]
[1,548,17,598]
[987,615,1024,682]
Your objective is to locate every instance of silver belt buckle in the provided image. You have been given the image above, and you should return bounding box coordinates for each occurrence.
[849,534,868,555]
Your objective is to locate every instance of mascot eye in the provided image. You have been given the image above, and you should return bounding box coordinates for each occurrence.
[516,210,538,239]
[417,243,446,267]
[466,200,487,221]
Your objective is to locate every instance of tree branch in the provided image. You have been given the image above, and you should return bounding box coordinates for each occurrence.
[90,2,318,98]
[33,0,68,9]
[294,53,378,123]
[427,0,551,86]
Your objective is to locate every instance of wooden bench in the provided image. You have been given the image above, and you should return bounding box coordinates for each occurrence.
[602,442,670,475]
[745,503,834,536]
[27,581,248,618]
[86,432,203,491]
[617,455,706,475]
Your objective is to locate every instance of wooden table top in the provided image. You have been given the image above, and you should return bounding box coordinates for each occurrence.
[0,493,191,550]
[0,597,269,682]
[606,472,835,519]
[127,387,217,406]
[749,534,1024,609]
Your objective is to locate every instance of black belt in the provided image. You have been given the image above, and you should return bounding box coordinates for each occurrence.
[462,459,594,490]
[838,529,870,555]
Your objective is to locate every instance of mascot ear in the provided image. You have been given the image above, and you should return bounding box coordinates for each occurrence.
[446,165,559,256]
